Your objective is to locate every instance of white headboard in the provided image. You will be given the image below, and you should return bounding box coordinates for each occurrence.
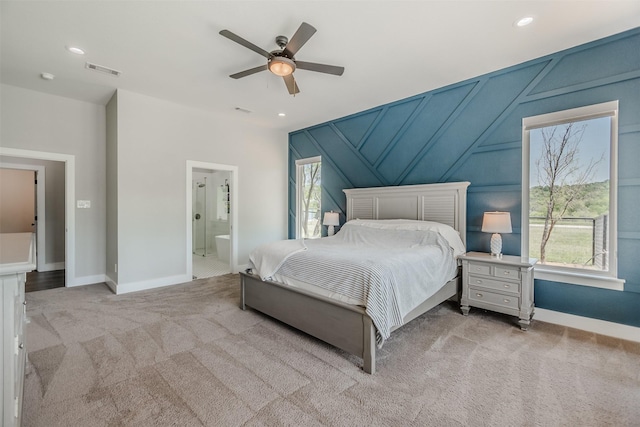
[343,182,470,246]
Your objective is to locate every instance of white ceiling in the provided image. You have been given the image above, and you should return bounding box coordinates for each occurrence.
[2,1,639,132]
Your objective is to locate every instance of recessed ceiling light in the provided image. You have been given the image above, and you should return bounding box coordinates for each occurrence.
[278,113,286,117]
[40,72,55,81]
[515,16,534,27]
[66,46,85,55]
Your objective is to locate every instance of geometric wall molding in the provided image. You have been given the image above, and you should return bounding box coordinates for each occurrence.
[289,27,640,325]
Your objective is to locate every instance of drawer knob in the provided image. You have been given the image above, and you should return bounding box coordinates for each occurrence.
[475,293,483,298]
[476,279,483,284]
[503,299,510,303]
[503,284,511,289]
[503,271,510,275]
[18,343,24,350]
[23,301,27,306]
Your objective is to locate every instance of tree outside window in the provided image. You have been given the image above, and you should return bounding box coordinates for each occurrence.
[300,162,321,239]
[295,157,321,239]
[528,116,611,271]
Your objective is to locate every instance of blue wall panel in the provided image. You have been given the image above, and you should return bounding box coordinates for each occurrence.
[289,28,640,327]
[360,99,422,166]
[333,110,379,148]
[530,32,640,95]
[535,279,640,327]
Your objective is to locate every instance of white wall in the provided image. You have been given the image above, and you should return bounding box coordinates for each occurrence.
[106,92,118,284]
[0,84,106,282]
[113,90,288,289]
[1,84,288,291]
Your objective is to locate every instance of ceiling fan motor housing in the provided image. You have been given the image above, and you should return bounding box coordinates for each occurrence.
[275,35,289,49]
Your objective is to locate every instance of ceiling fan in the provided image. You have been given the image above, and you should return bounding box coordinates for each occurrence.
[219,22,345,95]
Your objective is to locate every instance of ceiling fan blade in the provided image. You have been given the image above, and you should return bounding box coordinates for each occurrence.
[283,74,300,95]
[295,61,345,76]
[219,29,271,59]
[283,22,316,58]
[229,64,268,79]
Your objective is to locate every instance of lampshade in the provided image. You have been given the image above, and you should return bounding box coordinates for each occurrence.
[268,57,295,77]
[481,212,512,234]
[323,211,340,226]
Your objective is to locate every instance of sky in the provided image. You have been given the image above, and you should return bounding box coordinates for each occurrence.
[529,116,611,187]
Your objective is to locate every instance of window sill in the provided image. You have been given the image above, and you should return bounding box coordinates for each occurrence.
[534,267,625,291]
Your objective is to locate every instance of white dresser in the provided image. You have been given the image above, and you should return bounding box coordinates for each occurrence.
[1,233,35,427]
[459,251,537,330]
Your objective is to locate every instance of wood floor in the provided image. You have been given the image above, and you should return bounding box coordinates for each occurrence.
[26,269,65,292]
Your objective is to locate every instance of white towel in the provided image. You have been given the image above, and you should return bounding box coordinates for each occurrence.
[249,239,307,280]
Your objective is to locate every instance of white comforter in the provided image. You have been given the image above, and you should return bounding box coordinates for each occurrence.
[249,222,459,345]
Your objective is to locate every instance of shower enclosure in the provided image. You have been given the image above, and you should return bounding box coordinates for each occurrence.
[192,178,214,256]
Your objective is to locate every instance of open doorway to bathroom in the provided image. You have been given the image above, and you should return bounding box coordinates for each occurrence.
[186,161,238,280]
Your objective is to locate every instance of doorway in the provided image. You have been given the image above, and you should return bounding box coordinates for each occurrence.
[186,161,238,280]
[0,147,75,287]
[0,162,59,271]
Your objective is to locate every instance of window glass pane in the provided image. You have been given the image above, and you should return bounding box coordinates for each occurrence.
[299,161,321,239]
[528,116,611,271]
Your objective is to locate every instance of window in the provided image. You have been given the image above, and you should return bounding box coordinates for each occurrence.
[522,101,623,290]
[295,156,321,239]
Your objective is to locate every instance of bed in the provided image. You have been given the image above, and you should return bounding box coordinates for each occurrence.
[240,181,470,373]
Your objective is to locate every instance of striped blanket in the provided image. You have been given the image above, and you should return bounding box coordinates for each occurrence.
[250,223,458,346]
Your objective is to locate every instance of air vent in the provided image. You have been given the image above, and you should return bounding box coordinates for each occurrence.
[85,62,121,77]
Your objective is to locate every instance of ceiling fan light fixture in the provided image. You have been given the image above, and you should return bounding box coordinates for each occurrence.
[268,57,295,77]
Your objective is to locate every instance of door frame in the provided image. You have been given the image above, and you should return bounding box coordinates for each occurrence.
[0,147,75,286]
[0,163,46,271]
[186,160,238,278]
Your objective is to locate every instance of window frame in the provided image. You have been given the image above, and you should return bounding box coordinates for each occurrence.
[295,156,322,239]
[521,100,624,291]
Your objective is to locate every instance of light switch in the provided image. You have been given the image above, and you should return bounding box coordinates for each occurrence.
[77,200,91,208]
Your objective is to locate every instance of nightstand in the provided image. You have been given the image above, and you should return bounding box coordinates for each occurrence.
[459,252,537,330]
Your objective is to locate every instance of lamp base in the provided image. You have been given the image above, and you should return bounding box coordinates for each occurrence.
[490,233,502,257]
[327,225,335,236]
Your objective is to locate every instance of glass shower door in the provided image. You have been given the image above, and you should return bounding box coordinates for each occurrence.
[192,179,213,256]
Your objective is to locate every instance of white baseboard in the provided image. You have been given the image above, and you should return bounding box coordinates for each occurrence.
[114,274,191,295]
[69,274,106,287]
[104,274,117,294]
[40,262,65,272]
[535,308,640,343]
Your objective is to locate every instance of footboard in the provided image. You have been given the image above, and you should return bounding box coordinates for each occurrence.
[240,272,377,373]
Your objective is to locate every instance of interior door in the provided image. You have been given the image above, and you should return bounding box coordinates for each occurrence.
[0,168,35,233]
[32,170,38,267]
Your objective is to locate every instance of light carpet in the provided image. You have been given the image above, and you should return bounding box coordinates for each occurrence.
[23,274,640,426]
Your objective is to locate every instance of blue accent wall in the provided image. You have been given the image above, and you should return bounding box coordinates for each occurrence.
[289,28,640,327]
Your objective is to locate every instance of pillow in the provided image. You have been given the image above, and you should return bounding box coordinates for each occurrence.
[347,219,466,257]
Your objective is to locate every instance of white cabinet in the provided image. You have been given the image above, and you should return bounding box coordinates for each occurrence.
[459,251,537,330]
[1,233,35,427]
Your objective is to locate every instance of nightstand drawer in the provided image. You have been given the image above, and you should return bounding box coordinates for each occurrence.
[467,275,520,294]
[468,263,490,275]
[468,288,519,310]
[493,266,520,279]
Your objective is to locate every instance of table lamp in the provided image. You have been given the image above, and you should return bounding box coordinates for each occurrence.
[481,211,512,257]
[323,211,340,236]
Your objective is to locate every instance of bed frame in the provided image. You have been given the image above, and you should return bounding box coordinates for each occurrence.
[240,181,470,374]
